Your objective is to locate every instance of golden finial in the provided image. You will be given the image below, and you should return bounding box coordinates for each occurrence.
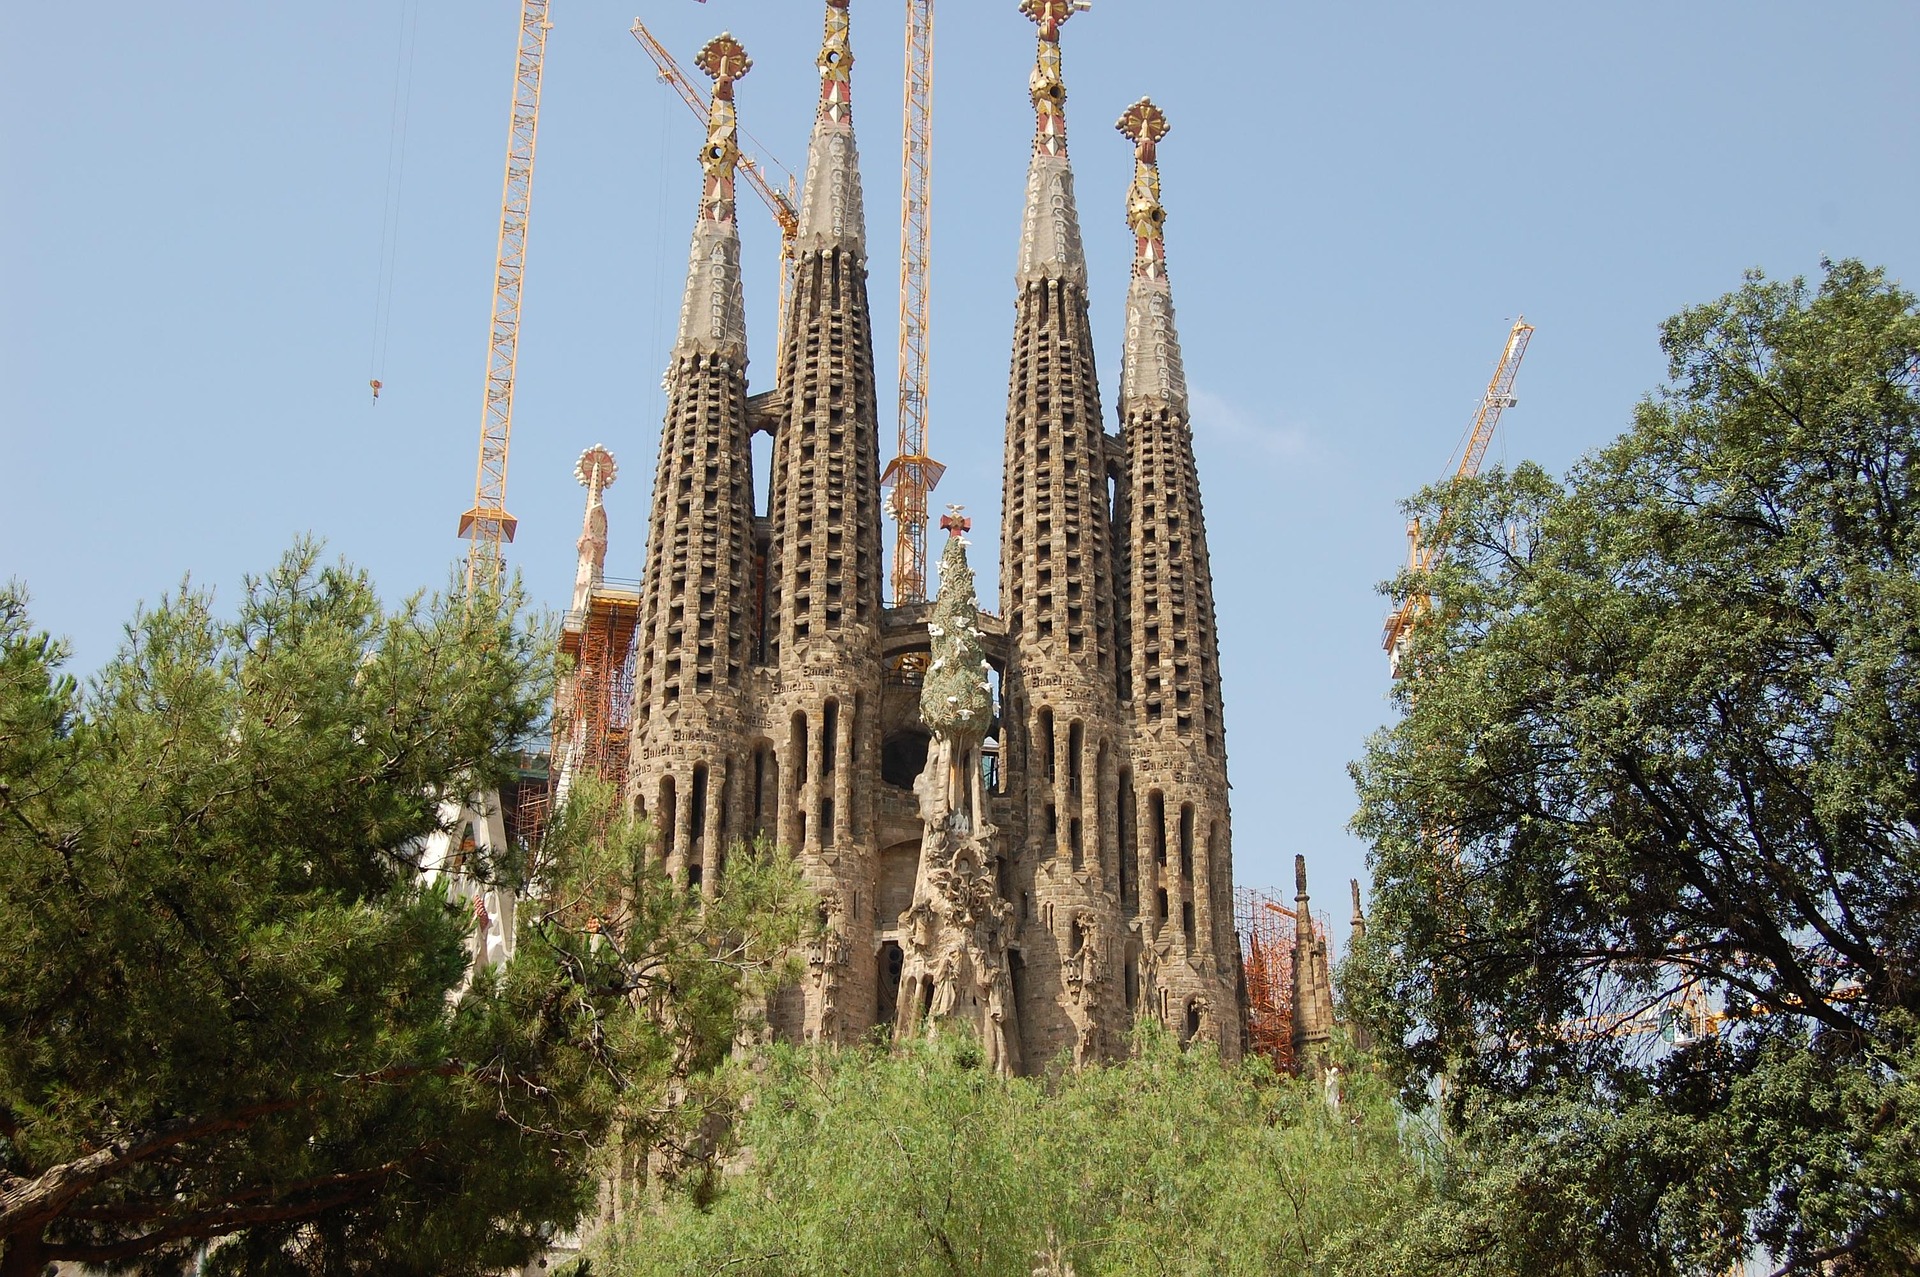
[694,35,751,216]
[1021,0,1088,156]
[818,0,853,123]
[695,33,751,90]
[1117,97,1169,276]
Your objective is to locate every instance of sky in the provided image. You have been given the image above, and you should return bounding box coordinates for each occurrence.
[7,1,1919,944]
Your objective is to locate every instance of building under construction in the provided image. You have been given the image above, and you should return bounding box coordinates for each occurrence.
[549,0,1242,1067]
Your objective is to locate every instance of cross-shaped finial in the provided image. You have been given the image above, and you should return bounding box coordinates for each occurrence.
[695,33,751,87]
[939,504,972,536]
[1021,0,1085,36]
[1116,97,1170,153]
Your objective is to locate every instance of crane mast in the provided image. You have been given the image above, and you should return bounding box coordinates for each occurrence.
[629,20,800,367]
[882,0,942,604]
[459,0,551,594]
[1383,317,1534,673]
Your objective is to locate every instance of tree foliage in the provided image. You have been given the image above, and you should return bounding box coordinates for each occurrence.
[0,546,810,1276]
[1349,261,1920,1273]
[591,1031,1427,1277]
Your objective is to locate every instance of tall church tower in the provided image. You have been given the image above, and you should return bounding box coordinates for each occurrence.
[629,36,759,890]
[762,0,887,1042]
[1115,100,1238,1054]
[997,0,1128,1067]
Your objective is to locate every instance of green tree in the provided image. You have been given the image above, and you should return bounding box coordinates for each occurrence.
[591,1030,1430,1277]
[0,546,810,1276]
[1349,261,1920,1274]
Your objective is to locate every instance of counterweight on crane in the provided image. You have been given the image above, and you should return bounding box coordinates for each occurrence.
[881,0,943,604]
[1382,317,1534,674]
[629,20,800,366]
[459,0,551,594]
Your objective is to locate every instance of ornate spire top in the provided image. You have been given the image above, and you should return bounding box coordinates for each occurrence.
[575,443,618,497]
[1116,98,1169,281]
[796,1,866,251]
[1014,0,1088,284]
[674,35,751,358]
[1116,98,1186,414]
[695,34,751,223]
[1021,0,1085,157]
[817,0,853,125]
[571,445,617,610]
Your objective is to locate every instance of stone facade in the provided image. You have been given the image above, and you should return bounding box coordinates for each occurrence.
[614,0,1242,1070]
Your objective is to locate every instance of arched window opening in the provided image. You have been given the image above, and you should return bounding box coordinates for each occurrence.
[882,730,931,789]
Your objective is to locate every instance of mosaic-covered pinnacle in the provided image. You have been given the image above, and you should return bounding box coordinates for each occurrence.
[1022,0,1087,157]
[797,0,866,252]
[694,34,751,223]
[1116,97,1187,416]
[674,33,750,359]
[1014,0,1088,285]
[817,0,853,124]
[572,445,617,609]
[1117,98,1169,280]
[920,508,994,741]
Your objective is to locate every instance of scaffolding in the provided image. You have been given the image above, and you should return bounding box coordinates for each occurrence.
[555,581,641,800]
[1236,886,1330,1073]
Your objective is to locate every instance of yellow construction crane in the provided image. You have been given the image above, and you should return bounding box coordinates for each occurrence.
[459,0,550,594]
[881,0,942,604]
[629,19,800,365]
[1382,317,1534,674]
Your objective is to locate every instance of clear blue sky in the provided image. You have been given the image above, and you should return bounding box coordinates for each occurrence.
[8,2,1918,937]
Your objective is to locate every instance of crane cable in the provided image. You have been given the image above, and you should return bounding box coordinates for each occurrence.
[367,0,423,405]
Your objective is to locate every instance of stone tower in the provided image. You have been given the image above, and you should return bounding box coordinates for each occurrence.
[1114,97,1238,1049]
[629,35,758,893]
[997,0,1127,1068]
[609,0,1242,1069]
[760,0,888,1043]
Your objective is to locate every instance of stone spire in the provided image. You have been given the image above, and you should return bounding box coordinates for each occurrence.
[673,34,751,360]
[1015,0,1087,286]
[796,0,864,254]
[1118,103,1233,1033]
[570,445,616,616]
[630,35,759,892]
[999,0,1124,1070]
[1116,98,1186,416]
[768,0,884,670]
[1290,856,1335,1072]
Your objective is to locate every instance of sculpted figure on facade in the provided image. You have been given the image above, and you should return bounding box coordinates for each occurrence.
[807,889,851,1043]
[891,521,1025,1075]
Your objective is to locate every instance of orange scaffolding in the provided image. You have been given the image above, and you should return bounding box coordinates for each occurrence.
[1235,886,1329,1073]
[557,582,641,797]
